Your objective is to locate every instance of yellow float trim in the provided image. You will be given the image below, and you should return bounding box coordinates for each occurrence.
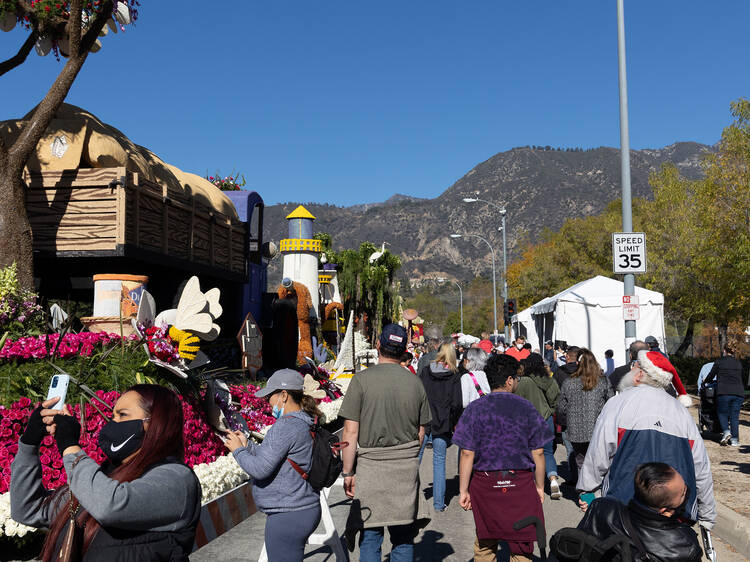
[280,238,322,252]
[285,205,316,220]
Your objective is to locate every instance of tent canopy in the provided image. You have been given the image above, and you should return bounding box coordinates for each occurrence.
[531,275,663,314]
[511,275,666,367]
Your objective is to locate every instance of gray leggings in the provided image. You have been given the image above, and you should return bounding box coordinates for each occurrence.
[265,504,322,561]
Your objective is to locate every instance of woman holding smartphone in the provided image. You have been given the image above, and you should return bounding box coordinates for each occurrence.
[223,368,322,562]
[11,384,201,561]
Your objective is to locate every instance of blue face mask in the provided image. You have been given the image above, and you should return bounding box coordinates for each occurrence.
[271,399,285,419]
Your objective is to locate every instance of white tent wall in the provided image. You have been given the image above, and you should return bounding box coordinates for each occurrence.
[511,276,666,367]
[512,307,539,350]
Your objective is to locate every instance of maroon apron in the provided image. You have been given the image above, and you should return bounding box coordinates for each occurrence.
[470,469,544,548]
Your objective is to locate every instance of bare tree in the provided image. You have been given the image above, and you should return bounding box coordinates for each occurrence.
[0,0,135,287]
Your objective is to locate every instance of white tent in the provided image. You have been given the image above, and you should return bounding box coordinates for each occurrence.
[511,275,666,367]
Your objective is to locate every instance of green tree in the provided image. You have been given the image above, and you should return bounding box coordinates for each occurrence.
[694,99,750,347]
[641,164,706,353]
[324,240,402,345]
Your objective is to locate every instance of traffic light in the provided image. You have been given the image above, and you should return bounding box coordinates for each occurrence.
[506,298,516,318]
[503,301,509,320]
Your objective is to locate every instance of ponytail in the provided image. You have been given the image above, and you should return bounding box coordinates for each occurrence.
[286,390,323,420]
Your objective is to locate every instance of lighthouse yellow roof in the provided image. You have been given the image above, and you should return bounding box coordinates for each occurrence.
[286,205,316,220]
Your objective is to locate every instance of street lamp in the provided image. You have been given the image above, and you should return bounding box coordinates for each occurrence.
[435,277,463,333]
[616,0,636,348]
[450,233,497,336]
[462,197,509,340]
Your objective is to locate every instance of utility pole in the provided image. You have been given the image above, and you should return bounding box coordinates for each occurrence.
[617,0,636,348]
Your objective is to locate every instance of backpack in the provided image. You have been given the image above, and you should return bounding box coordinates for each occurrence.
[287,416,348,491]
[550,528,635,562]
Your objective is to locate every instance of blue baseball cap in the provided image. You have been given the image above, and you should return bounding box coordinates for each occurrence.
[379,323,408,353]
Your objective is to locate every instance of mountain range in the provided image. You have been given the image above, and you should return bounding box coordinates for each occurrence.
[262,142,710,286]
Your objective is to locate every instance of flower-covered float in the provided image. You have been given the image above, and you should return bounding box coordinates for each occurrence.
[0,268,351,551]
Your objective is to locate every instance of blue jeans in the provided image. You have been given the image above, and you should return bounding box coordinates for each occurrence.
[418,433,449,509]
[717,394,743,440]
[360,524,417,562]
[543,417,558,478]
[561,429,576,481]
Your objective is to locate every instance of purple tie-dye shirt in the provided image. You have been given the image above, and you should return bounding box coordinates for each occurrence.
[452,391,552,471]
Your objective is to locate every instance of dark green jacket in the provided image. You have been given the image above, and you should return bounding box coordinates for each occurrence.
[515,374,560,420]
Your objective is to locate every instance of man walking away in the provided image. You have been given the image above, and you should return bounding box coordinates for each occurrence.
[609,340,648,392]
[602,349,615,376]
[516,353,562,500]
[544,340,557,375]
[553,345,579,466]
[417,337,440,375]
[340,324,432,561]
[571,462,702,561]
[554,346,579,389]
[453,354,552,562]
[705,344,745,447]
[645,335,669,358]
[577,350,716,530]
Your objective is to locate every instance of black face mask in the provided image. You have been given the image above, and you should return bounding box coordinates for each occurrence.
[98,418,148,465]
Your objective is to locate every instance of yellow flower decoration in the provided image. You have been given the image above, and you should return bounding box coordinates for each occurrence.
[169,326,201,361]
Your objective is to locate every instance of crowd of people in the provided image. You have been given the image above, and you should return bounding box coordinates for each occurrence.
[8,321,746,561]
[360,327,743,561]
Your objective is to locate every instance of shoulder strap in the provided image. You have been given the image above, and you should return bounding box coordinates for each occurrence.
[284,415,317,481]
[468,372,485,396]
[620,506,652,560]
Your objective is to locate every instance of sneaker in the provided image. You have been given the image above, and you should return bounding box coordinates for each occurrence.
[550,478,562,500]
[730,439,740,447]
[720,433,732,446]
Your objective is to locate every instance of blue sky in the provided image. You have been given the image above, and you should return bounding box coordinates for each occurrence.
[2,1,749,205]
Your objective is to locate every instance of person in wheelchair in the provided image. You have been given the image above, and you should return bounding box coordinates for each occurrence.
[574,463,702,561]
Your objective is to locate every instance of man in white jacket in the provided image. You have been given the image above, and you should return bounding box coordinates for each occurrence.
[578,350,716,529]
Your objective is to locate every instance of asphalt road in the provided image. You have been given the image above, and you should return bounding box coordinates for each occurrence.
[191,444,748,561]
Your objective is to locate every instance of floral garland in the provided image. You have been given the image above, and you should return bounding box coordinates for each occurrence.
[192,454,248,505]
[0,332,137,361]
[0,379,350,541]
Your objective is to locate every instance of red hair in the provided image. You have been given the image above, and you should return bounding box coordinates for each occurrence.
[40,385,185,561]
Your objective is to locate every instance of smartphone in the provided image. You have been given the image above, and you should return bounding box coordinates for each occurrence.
[46,374,70,410]
[580,492,596,506]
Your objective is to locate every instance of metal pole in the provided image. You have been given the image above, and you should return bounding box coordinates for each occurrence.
[453,280,464,333]
[501,213,509,341]
[469,235,497,336]
[449,233,497,336]
[490,246,497,336]
[617,0,636,346]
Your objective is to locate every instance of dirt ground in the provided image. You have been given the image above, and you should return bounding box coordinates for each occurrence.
[687,393,750,518]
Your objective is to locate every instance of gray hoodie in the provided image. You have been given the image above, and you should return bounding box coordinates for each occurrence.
[233,410,319,514]
[11,442,201,532]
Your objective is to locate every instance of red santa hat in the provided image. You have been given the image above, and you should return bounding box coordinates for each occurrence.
[637,349,692,407]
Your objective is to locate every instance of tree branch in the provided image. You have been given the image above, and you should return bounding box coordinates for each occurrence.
[0,31,39,79]
[79,1,113,56]
[4,0,113,173]
[67,0,84,55]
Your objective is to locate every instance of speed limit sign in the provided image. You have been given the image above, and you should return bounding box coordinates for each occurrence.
[612,232,646,274]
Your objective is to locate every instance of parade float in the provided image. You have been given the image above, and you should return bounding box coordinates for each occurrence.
[0,265,349,552]
[0,101,398,553]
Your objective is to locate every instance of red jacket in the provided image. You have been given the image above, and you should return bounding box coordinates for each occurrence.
[505,346,530,361]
